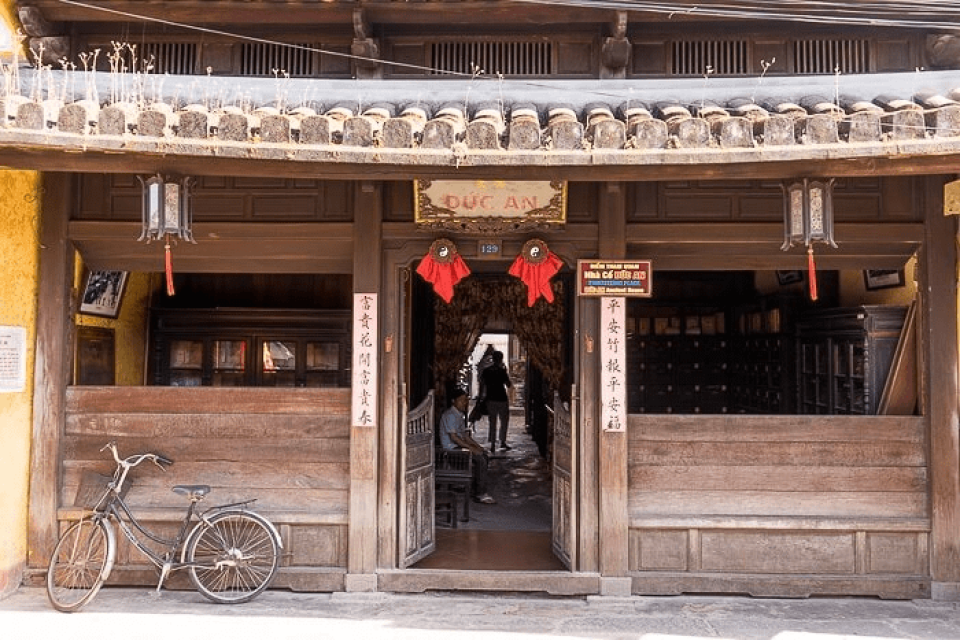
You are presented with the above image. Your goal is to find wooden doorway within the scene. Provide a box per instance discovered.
[400,268,575,572]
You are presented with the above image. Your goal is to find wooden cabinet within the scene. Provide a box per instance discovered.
[728,296,798,414]
[795,306,907,415]
[627,296,798,415]
[151,308,351,387]
[627,308,731,414]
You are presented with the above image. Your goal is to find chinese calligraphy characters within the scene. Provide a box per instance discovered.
[600,298,626,433]
[351,294,378,428]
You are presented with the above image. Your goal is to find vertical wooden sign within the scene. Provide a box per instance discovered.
[352,293,378,428]
[600,297,626,432]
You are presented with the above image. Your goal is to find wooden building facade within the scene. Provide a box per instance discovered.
[6,0,960,599]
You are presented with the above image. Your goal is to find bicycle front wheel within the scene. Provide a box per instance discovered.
[185,511,280,604]
[46,518,115,612]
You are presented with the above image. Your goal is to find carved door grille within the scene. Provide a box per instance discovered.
[793,38,870,74]
[671,39,748,76]
[240,42,319,77]
[429,40,553,76]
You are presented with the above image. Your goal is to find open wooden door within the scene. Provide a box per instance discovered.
[552,388,577,569]
[399,390,436,567]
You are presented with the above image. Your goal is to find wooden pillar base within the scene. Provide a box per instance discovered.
[932,582,960,601]
[344,572,379,592]
[598,576,632,597]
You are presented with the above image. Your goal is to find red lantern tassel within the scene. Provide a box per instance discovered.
[807,245,818,302]
[165,241,176,296]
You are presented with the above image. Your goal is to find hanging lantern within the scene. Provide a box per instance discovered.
[781,178,837,301]
[509,238,564,307]
[416,238,471,303]
[138,175,195,296]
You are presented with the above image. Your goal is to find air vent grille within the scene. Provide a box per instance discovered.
[430,40,553,76]
[794,38,870,74]
[240,43,319,77]
[672,40,748,76]
[108,42,197,75]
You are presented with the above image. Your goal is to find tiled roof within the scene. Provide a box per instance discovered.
[2,70,960,174]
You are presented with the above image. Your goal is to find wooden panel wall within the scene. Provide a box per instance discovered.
[77,175,355,222]
[628,177,921,223]
[627,414,930,598]
[60,387,350,591]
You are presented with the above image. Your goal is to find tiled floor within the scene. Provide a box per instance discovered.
[413,529,565,571]
[414,415,565,571]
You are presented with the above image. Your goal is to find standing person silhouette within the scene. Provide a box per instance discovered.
[481,350,512,452]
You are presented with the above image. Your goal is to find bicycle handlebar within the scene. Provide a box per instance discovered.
[100,441,174,471]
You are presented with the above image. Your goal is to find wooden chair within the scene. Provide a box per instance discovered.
[435,448,472,523]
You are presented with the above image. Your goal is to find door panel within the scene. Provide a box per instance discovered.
[399,391,436,567]
[552,389,577,570]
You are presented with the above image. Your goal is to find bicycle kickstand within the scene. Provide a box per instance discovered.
[155,562,173,594]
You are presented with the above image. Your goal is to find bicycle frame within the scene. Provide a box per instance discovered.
[84,456,272,591]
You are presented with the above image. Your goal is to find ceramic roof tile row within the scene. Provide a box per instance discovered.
[1,86,960,167]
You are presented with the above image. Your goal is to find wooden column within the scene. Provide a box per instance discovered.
[923,176,960,600]
[347,181,382,591]
[596,182,630,595]
[27,173,75,569]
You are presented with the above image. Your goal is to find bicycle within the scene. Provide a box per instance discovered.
[46,441,282,612]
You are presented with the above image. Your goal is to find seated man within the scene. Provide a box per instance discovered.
[439,388,496,504]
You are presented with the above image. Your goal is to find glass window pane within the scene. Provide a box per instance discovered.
[306,342,339,371]
[169,340,202,369]
[214,340,246,371]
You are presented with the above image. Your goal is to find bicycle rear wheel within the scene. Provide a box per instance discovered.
[185,510,280,604]
[46,518,115,612]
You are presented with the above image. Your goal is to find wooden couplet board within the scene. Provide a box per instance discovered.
[553,390,577,570]
[600,298,627,432]
[351,293,378,428]
[400,392,436,568]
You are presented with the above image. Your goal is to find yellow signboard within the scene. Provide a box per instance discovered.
[414,179,566,232]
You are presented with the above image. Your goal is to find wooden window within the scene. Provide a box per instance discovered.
[794,38,870,75]
[239,42,320,77]
[430,40,553,76]
[672,39,748,76]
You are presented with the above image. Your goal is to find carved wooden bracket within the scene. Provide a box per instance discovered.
[601,11,631,79]
[19,6,69,66]
[927,34,960,69]
[352,8,382,78]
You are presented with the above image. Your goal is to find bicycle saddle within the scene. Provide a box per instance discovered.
[172,485,211,500]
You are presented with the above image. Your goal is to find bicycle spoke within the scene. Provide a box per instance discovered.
[47,519,112,612]
[186,512,279,604]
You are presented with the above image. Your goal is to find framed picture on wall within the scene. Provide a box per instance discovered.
[863,269,905,291]
[79,270,128,318]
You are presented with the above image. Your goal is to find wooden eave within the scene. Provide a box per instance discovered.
[21,0,960,28]
[3,131,960,182]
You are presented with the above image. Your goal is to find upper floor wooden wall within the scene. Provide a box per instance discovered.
[75,176,922,224]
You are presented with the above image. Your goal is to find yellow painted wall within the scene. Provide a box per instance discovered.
[75,269,156,385]
[0,170,40,597]
[839,256,918,307]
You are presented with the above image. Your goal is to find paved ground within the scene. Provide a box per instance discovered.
[2,586,959,640]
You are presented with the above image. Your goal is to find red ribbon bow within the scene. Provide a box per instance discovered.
[416,246,471,303]
[509,249,563,307]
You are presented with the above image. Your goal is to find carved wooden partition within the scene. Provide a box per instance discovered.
[61,386,350,591]
[626,414,929,598]
[552,391,577,570]
[400,391,436,568]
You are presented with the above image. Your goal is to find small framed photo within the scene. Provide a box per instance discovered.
[863,269,905,291]
[79,270,128,318]
[776,270,804,286]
